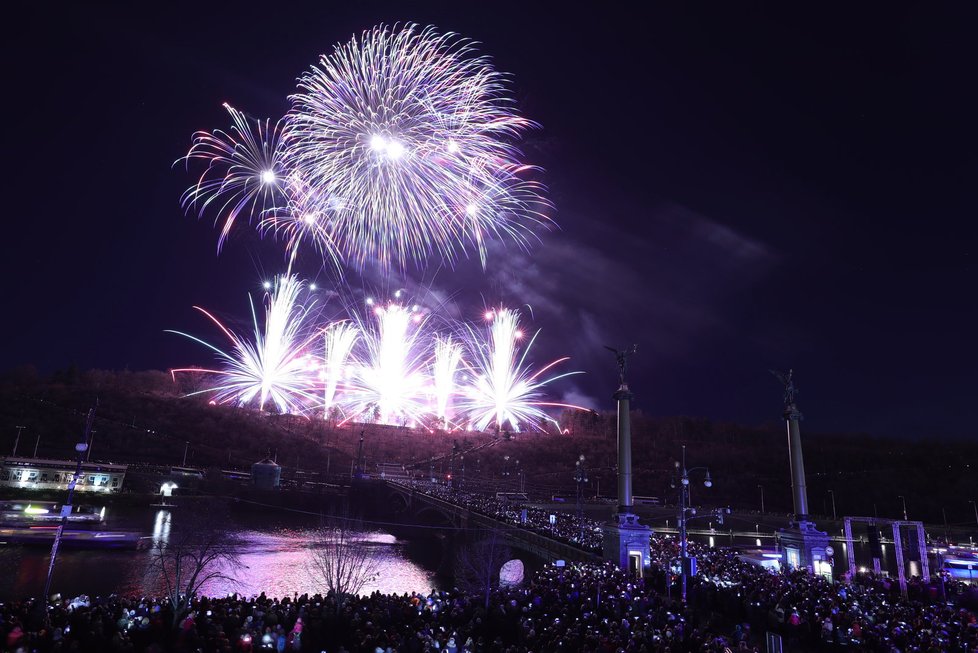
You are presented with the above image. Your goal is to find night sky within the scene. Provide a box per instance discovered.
[4,4,976,439]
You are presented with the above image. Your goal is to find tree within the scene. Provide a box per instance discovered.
[146,505,244,627]
[454,529,511,610]
[307,516,377,613]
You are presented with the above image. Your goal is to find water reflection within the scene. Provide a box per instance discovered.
[151,510,171,545]
[0,508,437,601]
[197,528,437,598]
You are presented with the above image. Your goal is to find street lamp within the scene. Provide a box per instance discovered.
[898,495,908,521]
[574,454,588,542]
[969,500,978,529]
[757,484,765,514]
[828,489,837,521]
[672,444,728,603]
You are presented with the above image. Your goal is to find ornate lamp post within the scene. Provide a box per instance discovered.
[672,444,727,602]
[574,454,588,542]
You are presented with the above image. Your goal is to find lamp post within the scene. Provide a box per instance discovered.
[673,444,727,603]
[968,500,978,529]
[898,495,908,521]
[575,454,588,542]
[44,407,95,601]
[828,490,837,521]
[758,484,765,514]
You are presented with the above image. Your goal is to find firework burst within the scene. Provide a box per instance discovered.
[178,104,291,252]
[459,307,583,432]
[168,275,320,413]
[340,301,432,426]
[432,334,463,424]
[321,320,358,418]
[179,24,551,270]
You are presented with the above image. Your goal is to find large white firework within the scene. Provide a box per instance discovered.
[340,302,431,426]
[432,334,463,424]
[322,320,358,418]
[168,275,320,413]
[459,308,582,432]
[179,24,551,270]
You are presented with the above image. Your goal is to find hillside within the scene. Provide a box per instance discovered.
[0,366,975,528]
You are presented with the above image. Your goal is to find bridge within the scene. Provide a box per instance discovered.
[382,480,599,564]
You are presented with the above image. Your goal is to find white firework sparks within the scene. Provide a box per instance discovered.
[168,275,319,414]
[459,308,583,432]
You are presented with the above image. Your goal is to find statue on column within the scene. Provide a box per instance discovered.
[770,368,799,409]
[605,344,637,387]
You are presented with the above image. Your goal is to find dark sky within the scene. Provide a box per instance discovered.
[4,3,976,438]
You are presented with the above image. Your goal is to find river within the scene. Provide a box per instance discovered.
[0,502,446,601]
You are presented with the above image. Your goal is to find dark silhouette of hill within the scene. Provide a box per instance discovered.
[0,365,975,529]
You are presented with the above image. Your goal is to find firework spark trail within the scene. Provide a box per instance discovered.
[168,275,320,413]
[460,308,584,432]
[432,334,463,424]
[322,320,358,418]
[178,104,292,253]
[341,302,431,425]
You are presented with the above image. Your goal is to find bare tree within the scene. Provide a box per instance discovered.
[455,529,511,610]
[146,505,244,627]
[307,516,377,612]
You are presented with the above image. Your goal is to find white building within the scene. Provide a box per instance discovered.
[0,456,127,493]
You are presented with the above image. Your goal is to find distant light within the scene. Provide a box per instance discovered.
[394,290,402,299]
[309,283,317,291]
[25,506,49,515]
[484,311,495,321]
[260,170,276,184]
[466,203,479,217]
[514,330,523,339]
[263,281,272,290]
[447,139,460,154]
[366,297,374,306]
[386,140,406,159]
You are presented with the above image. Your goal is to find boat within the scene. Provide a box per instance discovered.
[0,525,146,549]
[0,501,105,526]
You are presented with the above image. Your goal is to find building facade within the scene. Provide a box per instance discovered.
[0,457,127,493]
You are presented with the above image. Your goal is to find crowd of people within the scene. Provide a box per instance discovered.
[1,562,748,653]
[2,481,976,651]
[400,480,605,551]
[405,480,978,651]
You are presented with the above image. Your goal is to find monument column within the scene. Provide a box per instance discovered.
[785,399,809,520]
[615,383,634,513]
[772,370,829,574]
[602,346,650,576]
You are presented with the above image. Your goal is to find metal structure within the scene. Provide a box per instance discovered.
[842,516,929,597]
